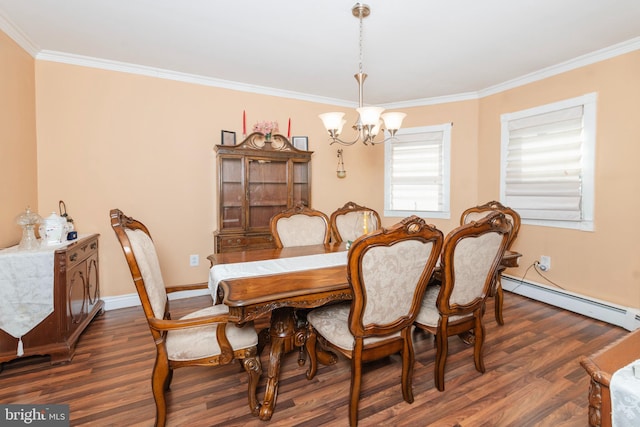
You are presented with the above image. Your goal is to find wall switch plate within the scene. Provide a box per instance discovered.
[189,254,199,267]
[539,255,551,271]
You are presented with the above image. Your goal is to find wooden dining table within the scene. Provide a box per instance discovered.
[207,243,521,421]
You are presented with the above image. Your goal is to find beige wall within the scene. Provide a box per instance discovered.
[4,27,640,309]
[33,61,380,297]
[478,51,640,307]
[0,31,37,247]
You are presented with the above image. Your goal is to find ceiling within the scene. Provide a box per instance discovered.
[1,0,639,107]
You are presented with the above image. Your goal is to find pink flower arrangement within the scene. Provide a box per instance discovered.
[252,120,279,135]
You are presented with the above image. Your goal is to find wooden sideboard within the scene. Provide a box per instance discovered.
[0,234,104,365]
[580,328,640,427]
[214,132,312,253]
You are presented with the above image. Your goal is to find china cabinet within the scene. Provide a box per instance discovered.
[214,132,312,253]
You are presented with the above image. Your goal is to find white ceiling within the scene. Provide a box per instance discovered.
[1,0,639,107]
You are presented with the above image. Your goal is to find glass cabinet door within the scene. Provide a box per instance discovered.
[293,161,310,207]
[219,157,244,230]
[247,158,288,229]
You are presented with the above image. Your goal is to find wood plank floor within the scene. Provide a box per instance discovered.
[0,293,627,427]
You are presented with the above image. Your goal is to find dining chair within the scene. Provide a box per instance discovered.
[328,201,382,243]
[304,215,443,426]
[270,204,331,248]
[415,211,511,391]
[109,209,262,427]
[460,200,521,325]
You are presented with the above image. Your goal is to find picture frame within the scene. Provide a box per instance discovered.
[292,136,308,151]
[221,130,236,146]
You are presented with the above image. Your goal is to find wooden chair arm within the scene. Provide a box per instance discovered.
[148,313,230,331]
[580,356,612,386]
[165,282,208,293]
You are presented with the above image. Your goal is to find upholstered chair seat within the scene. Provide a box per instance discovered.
[307,303,402,351]
[415,286,472,326]
[165,304,258,361]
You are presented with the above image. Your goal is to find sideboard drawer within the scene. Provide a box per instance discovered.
[66,237,98,268]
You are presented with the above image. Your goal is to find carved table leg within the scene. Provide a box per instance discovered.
[259,307,297,421]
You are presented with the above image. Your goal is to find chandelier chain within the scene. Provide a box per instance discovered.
[358,8,364,75]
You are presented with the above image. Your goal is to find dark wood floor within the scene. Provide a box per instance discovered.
[0,292,627,427]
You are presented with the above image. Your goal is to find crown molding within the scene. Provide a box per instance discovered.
[36,50,356,108]
[0,10,39,56]
[478,36,640,98]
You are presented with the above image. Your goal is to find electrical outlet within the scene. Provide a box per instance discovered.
[189,254,199,267]
[539,255,551,271]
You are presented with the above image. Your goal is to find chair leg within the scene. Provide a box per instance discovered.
[401,330,415,404]
[349,357,363,427]
[473,314,486,374]
[494,276,505,325]
[434,329,448,392]
[151,356,169,427]
[165,368,173,391]
[305,326,318,380]
[242,355,263,416]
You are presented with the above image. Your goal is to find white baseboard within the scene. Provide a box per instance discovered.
[502,275,640,331]
[102,288,211,311]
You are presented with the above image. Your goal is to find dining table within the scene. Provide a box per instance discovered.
[207,243,522,421]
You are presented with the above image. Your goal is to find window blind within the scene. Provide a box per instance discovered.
[388,129,445,212]
[503,105,584,221]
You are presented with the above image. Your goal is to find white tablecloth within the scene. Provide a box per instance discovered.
[611,359,640,427]
[0,239,74,356]
[208,251,348,303]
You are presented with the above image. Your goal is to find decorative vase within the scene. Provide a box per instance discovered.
[265,132,272,141]
[16,207,42,251]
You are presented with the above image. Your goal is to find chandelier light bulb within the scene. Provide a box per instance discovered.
[381,112,407,131]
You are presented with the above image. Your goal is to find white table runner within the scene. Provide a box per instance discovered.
[208,251,348,303]
[611,359,640,426]
[0,239,76,356]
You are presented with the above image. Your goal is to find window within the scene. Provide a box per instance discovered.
[500,93,596,231]
[384,123,451,219]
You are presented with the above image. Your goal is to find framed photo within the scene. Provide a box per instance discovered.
[221,130,236,146]
[292,136,308,151]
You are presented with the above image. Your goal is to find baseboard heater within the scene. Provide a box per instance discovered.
[502,275,640,331]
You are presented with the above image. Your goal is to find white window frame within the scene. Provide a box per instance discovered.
[500,93,597,231]
[384,123,451,219]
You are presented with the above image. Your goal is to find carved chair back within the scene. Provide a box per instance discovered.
[460,200,520,250]
[329,201,382,243]
[270,204,330,248]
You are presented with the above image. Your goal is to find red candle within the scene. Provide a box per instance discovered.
[287,118,291,138]
[243,110,246,135]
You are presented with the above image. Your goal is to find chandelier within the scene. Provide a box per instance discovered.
[319,3,406,146]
